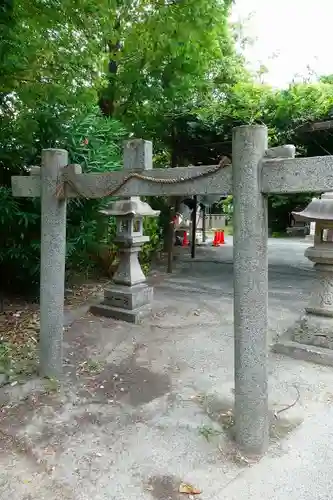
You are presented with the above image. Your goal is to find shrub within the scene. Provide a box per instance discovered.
[0,107,163,294]
[0,187,41,293]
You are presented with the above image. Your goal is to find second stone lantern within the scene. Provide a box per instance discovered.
[287,192,333,351]
[91,197,160,323]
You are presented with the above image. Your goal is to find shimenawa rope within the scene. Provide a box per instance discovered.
[55,157,231,199]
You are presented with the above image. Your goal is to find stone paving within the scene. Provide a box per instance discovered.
[1,238,333,500]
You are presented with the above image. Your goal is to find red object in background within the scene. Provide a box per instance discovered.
[171,214,180,226]
[213,230,225,246]
[83,138,89,145]
[218,230,225,244]
[182,231,189,246]
[212,231,219,246]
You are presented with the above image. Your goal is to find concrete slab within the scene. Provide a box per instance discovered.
[1,238,333,500]
[221,405,333,500]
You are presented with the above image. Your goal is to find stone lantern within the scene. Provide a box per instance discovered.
[90,197,160,323]
[288,192,333,349]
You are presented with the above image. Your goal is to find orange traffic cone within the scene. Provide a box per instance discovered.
[218,230,225,245]
[182,231,189,246]
[212,231,219,247]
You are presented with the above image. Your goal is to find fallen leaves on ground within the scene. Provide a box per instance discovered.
[0,280,105,346]
[0,305,40,382]
[0,279,106,382]
[179,483,202,495]
[0,307,39,346]
[64,282,106,307]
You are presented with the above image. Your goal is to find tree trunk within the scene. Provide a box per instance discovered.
[98,19,121,118]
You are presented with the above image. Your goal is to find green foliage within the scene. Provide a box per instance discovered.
[267,82,333,146]
[99,0,239,112]
[0,109,128,291]
[264,83,332,229]
[63,107,127,173]
[0,104,163,290]
[64,107,127,273]
[267,193,314,233]
[172,79,333,231]
[0,0,102,184]
[0,0,241,295]
[3,0,333,296]
[98,0,244,152]
[219,195,233,225]
[0,339,38,381]
[140,216,163,275]
[0,187,41,291]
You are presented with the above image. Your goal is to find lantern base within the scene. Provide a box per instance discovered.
[291,313,333,350]
[105,283,153,310]
[272,333,333,367]
[90,283,153,324]
[90,302,152,324]
[272,313,333,366]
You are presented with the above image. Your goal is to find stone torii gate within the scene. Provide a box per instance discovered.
[11,125,333,456]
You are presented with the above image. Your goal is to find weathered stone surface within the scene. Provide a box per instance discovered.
[123,139,153,171]
[90,302,151,324]
[104,283,153,311]
[262,155,333,194]
[12,139,333,202]
[11,175,41,197]
[278,204,333,361]
[232,125,269,456]
[112,244,147,287]
[39,149,68,378]
[272,332,333,367]
[12,164,233,198]
[13,155,333,200]
[304,262,333,317]
[91,139,156,325]
[62,164,232,198]
[290,314,333,350]
[264,144,296,158]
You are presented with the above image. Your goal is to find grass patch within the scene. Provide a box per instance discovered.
[198,424,223,441]
[44,377,61,394]
[271,231,286,238]
[77,358,105,375]
[0,339,38,383]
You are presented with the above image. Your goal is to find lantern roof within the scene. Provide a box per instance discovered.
[292,193,333,222]
[100,198,160,217]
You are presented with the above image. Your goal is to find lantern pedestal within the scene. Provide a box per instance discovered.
[291,314,333,350]
[91,283,153,324]
[273,192,333,365]
[91,243,154,324]
[290,247,333,349]
[90,198,159,324]
[273,252,333,365]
